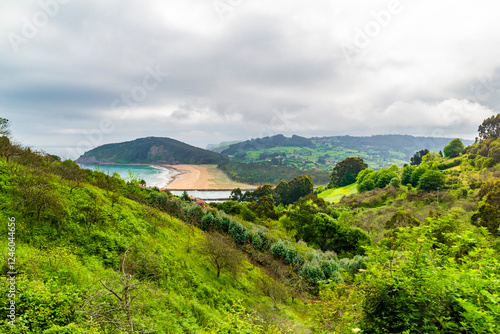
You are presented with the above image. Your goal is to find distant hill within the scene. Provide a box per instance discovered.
[206,141,242,153]
[221,134,314,155]
[210,134,474,171]
[76,137,222,165]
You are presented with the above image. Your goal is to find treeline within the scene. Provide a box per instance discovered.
[217,160,330,185]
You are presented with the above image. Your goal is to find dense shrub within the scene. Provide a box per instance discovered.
[418,170,445,191]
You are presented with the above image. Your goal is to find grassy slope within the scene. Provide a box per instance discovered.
[318,183,358,203]
[0,159,309,333]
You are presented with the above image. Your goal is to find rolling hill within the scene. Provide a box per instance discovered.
[213,134,474,171]
[76,136,222,165]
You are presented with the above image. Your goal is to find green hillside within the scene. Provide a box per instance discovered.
[318,183,358,203]
[215,134,474,171]
[1,115,500,333]
[0,136,320,333]
[76,137,222,165]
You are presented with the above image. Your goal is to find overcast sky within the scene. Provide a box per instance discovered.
[2,0,500,159]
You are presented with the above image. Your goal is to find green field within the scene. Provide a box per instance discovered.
[318,183,358,203]
[233,143,410,172]
[218,135,465,173]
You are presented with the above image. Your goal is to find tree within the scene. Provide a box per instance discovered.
[50,159,87,194]
[443,138,465,158]
[418,170,445,191]
[410,166,427,186]
[288,175,314,203]
[374,169,398,189]
[410,149,429,165]
[84,249,157,333]
[421,152,442,169]
[249,196,277,219]
[230,188,243,202]
[14,171,66,223]
[401,165,416,185]
[201,232,243,278]
[0,117,10,137]
[329,157,367,188]
[274,180,290,205]
[478,113,500,140]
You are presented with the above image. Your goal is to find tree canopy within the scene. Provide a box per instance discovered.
[329,157,368,188]
[478,113,500,140]
[443,138,465,158]
[410,149,429,165]
[418,170,445,191]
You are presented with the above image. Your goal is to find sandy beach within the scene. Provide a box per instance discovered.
[161,164,257,190]
[161,165,213,189]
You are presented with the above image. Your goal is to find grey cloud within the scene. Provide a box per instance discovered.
[1,0,500,159]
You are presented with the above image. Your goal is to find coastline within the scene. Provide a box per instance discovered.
[153,165,189,189]
[160,164,213,189]
[78,163,256,190]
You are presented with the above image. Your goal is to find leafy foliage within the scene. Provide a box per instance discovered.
[472,179,500,236]
[478,113,500,140]
[410,149,429,165]
[329,157,368,188]
[418,169,446,191]
[443,138,465,158]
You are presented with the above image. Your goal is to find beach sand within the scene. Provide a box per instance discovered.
[161,164,256,190]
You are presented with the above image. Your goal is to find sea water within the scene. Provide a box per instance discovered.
[79,164,173,188]
[78,164,237,201]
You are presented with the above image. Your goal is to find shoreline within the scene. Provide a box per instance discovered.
[152,165,189,189]
[78,162,256,190]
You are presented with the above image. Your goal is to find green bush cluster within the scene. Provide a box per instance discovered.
[357,167,399,192]
[359,218,500,333]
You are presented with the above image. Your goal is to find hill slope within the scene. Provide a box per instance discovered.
[76,136,222,165]
[0,138,315,333]
[213,134,474,171]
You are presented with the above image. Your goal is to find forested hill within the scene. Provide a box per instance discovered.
[76,136,222,165]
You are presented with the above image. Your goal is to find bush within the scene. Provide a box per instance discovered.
[418,170,445,191]
[228,221,247,245]
[390,177,400,188]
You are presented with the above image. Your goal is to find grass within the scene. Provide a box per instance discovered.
[318,183,358,203]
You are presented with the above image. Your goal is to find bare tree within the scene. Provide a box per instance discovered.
[51,159,87,195]
[83,250,158,333]
[200,232,243,278]
[78,191,107,235]
[14,171,65,223]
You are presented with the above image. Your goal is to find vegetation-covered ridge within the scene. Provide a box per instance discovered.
[212,134,474,172]
[76,136,222,165]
